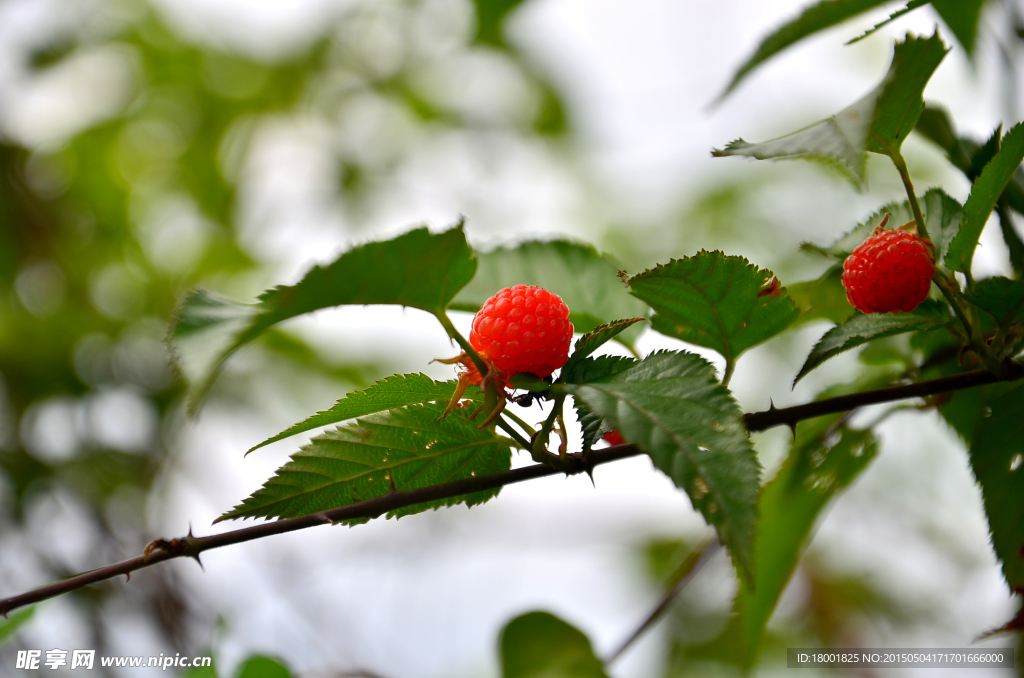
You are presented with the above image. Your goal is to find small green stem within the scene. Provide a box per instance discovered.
[891,149,930,242]
[434,311,488,376]
[933,271,974,340]
[722,358,736,388]
[531,394,567,467]
[496,418,531,449]
[501,409,536,437]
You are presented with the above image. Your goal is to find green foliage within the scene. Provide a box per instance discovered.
[247,375,475,453]
[963,277,1024,326]
[220,400,511,522]
[719,0,891,99]
[714,33,947,180]
[966,383,1024,590]
[560,318,645,379]
[802,188,962,261]
[697,419,878,668]
[563,354,639,449]
[946,122,1024,272]
[847,0,929,45]
[930,0,987,55]
[786,266,855,327]
[565,351,760,582]
[915,107,1024,275]
[0,607,33,646]
[473,0,529,46]
[795,300,952,383]
[865,32,948,157]
[170,226,477,412]
[235,656,292,678]
[624,251,798,372]
[452,240,649,349]
[500,612,610,678]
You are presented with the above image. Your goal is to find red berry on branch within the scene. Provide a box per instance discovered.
[842,226,935,314]
[468,285,573,384]
[603,430,625,446]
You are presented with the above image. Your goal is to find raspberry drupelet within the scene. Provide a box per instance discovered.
[439,284,573,425]
[469,285,573,385]
[842,223,935,314]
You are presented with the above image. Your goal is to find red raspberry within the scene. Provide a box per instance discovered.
[842,227,935,313]
[469,285,573,383]
[603,430,625,446]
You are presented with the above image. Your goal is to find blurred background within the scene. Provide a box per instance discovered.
[0,0,1021,675]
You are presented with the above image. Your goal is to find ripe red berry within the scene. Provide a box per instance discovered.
[603,430,625,446]
[469,285,573,383]
[842,227,935,314]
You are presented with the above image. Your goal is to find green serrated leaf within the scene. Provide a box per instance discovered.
[712,95,875,180]
[963,277,1024,326]
[719,0,891,99]
[847,0,928,45]
[500,611,610,678]
[559,318,645,380]
[220,400,511,522]
[795,299,951,383]
[625,251,799,370]
[169,225,476,413]
[451,240,649,350]
[865,32,948,156]
[247,375,480,454]
[715,33,947,180]
[565,351,760,582]
[786,266,855,327]
[696,419,878,668]
[804,188,962,262]
[563,354,639,450]
[966,383,1024,590]
[947,122,1024,272]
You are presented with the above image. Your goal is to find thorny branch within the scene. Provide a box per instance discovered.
[2,364,1021,617]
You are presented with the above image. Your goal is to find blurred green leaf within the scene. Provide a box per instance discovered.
[451,240,648,350]
[500,611,610,678]
[719,0,891,99]
[624,251,798,370]
[930,0,987,55]
[786,266,855,327]
[566,351,759,582]
[795,300,951,383]
[0,607,34,646]
[220,400,511,522]
[915,107,1024,275]
[963,277,1024,326]
[170,225,477,413]
[247,375,476,453]
[696,419,878,668]
[847,0,928,45]
[235,656,292,678]
[473,0,529,46]
[967,383,1024,590]
[802,188,962,262]
[715,33,947,180]
[947,122,1024,272]
[559,318,645,380]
